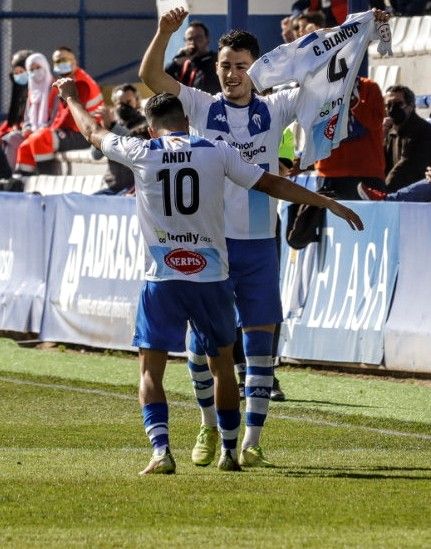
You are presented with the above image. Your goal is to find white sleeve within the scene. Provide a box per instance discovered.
[218,141,264,189]
[268,87,300,129]
[101,133,148,168]
[178,83,214,120]
[248,43,299,92]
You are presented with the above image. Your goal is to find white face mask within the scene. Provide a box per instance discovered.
[29,68,45,83]
[53,62,73,75]
[13,72,28,86]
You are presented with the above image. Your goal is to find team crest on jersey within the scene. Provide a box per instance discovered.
[251,113,261,129]
[164,248,207,275]
[324,114,338,140]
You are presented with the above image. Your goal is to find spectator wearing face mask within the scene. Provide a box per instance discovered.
[12,46,104,178]
[2,53,59,177]
[0,50,33,180]
[91,83,149,195]
[383,85,431,192]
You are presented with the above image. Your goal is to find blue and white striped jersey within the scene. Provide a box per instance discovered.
[178,84,299,240]
[101,132,263,282]
[248,11,390,169]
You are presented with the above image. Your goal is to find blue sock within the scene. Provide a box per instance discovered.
[217,408,241,458]
[142,402,169,455]
[242,330,274,448]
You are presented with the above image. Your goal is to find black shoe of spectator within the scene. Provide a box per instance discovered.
[270,376,286,402]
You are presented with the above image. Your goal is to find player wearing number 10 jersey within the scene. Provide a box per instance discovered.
[53,78,363,475]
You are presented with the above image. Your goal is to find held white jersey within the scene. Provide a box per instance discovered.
[101,132,263,282]
[178,84,299,239]
[248,10,392,169]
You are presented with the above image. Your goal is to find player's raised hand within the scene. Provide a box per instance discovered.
[327,201,364,231]
[372,8,390,22]
[52,77,79,101]
[159,7,189,34]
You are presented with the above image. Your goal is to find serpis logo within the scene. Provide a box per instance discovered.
[324,114,338,141]
[164,249,207,275]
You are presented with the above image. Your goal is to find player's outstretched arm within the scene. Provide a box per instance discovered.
[254,173,364,231]
[139,7,188,96]
[53,78,108,150]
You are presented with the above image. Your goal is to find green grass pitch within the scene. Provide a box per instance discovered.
[0,337,430,548]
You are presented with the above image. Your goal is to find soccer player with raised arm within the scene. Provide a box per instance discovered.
[138,6,379,469]
[53,78,362,475]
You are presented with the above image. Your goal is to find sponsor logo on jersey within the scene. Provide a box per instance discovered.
[319,97,343,118]
[231,140,267,161]
[155,229,212,245]
[324,114,338,140]
[164,248,207,275]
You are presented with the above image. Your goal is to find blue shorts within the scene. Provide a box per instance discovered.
[226,238,282,328]
[133,279,236,356]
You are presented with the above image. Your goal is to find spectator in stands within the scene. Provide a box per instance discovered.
[291,1,387,27]
[12,46,104,179]
[384,85,431,192]
[0,49,33,139]
[295,11,326,37]
[312,76,386,199]
[0,49,33,180]
[165,21,220,94]
[2,53,59,178]
[281,16,299,43]
[91,83,148,195]
[358,166,431,201]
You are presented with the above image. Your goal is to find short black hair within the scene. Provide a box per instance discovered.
[188,20,209,38]
[111,83,139,102]
[144,93,186,129]
[385,85,416,107]
[218,30,260,60]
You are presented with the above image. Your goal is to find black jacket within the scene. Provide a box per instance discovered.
[165,51,220,95]
[384,111,431,191]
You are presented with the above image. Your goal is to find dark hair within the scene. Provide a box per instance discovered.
[302,11,326,28]
[385,85,416,107]
[11,49,33,70]
[111,83,139,102]
[218,29,260,60]
[55,46,74,54]
[8,49,33,126]
[144,93,186,129]
[129,122,151,139]
[188,20,209,38]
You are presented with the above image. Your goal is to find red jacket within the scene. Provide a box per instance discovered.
[315,78,386,180]
[310,0,347,25]
[51,67,104,132]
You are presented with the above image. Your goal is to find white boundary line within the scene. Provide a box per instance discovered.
[1,376,430,441]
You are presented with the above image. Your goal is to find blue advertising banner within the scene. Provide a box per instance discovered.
[40,194,145,350]
[0,193,46,332]
[279,202,399,364]
[384,203,431,373]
